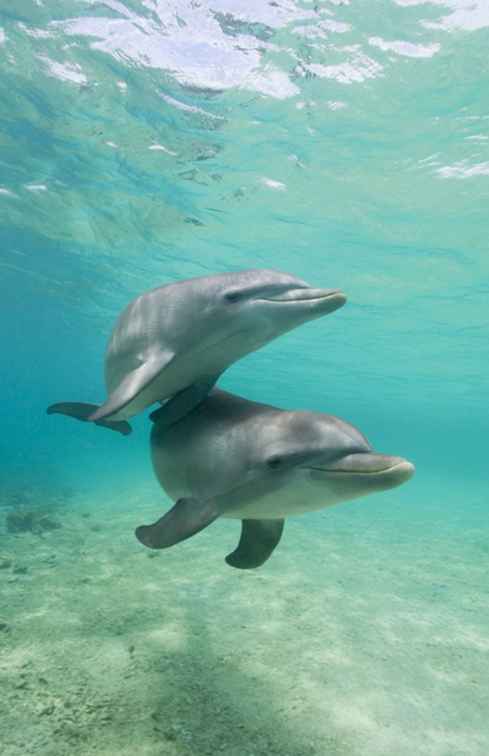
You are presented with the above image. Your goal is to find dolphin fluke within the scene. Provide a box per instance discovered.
[225,519,285,569]
[46,402,132,435]
[135,497,220,549]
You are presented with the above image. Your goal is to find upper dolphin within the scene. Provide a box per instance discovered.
[47,269,346,434]
[136,389,415,568]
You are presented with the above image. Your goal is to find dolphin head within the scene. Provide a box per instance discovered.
[298,413,413,496]
[216,268,346,343]
[150,269,345,361]
[162,268,343,349]
[228,409,415,519]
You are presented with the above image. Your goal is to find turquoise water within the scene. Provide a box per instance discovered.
[1,2,488,755]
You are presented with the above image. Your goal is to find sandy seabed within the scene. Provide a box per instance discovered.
[1,477,488,756]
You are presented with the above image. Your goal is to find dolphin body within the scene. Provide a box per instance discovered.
[136,390,415,569]
[47,269,346,435]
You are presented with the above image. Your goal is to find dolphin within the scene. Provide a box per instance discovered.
[47,269,346,435]
[135,390,415,569]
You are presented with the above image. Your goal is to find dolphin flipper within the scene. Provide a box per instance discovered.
[135,497,220,549]
[47,402,132,435]
[226,519,285,569]
[89,350,175,423]
[149,374,220,427]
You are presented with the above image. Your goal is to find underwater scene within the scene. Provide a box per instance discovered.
[1,1,488,754]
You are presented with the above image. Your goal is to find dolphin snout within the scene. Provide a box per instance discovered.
[263,288,347,313]
[310,452,415,490]
[390,459,415,484]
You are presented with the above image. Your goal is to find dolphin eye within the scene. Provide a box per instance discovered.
[224,291,242,303]
[267,456,283,469]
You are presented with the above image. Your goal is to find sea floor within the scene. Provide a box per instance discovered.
[1,476,488,756]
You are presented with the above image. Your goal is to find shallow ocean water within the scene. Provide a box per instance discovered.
[0,2,488,754]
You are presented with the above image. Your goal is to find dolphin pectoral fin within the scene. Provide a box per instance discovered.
[225,519,285,570]
[149,374,220,426]
[47,401,98,420]
[135,497,220,550]
[47,402,131,435]
[89,350,175,423]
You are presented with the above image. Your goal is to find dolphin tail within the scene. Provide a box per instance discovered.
[225,519,285,569]
[46,402,132,436]
[135,497,220,549]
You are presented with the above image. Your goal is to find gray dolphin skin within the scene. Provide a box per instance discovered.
[47,269,346,435]
[135,390,415,569]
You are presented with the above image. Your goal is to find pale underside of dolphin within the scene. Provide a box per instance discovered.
[135,390,415,569]
[47,269,346,435]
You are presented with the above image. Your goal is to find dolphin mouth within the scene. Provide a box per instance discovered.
[307,454,415,484]
[309,461,414,477]
[260,288,347,305]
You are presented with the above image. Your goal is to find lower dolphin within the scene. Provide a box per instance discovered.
[135,390,415,569]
